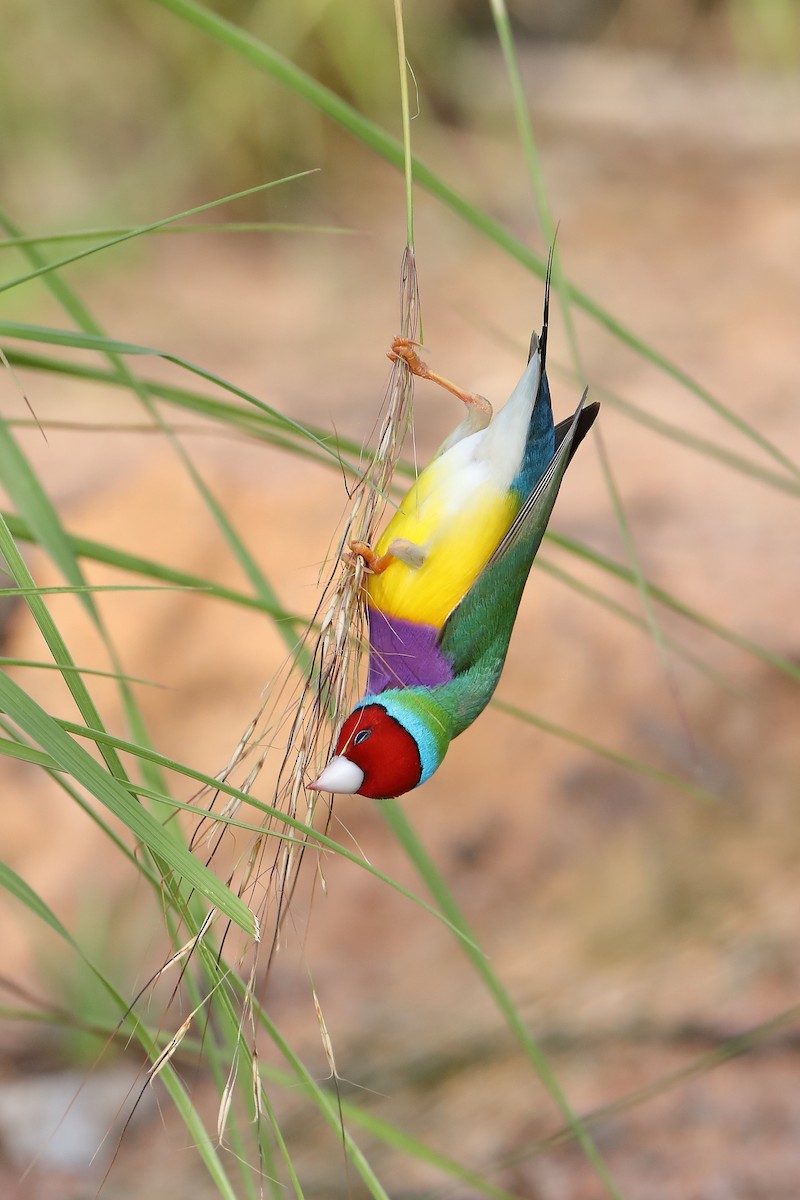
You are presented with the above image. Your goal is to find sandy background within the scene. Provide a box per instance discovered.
[1,15,799,1200]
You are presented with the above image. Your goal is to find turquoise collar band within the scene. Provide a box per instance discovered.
[357,689,452,787]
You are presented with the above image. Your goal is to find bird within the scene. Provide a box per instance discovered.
[310,263,599,800]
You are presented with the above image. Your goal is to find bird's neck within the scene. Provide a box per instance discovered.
[364,687,454,786]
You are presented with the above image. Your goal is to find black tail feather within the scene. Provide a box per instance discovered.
[554,396,600,464]
[528,236,598,465]
[539,240,554,371]
[528,238,556,367]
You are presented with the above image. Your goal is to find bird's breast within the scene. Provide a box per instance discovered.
[368,452,518,628]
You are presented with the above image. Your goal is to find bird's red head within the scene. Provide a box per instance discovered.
[310,703,422,799]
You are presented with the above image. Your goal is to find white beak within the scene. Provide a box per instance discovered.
[309,755,365,795]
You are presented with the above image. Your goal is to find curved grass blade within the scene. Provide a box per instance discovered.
[337,1098,521,1200]
[381,799,624,1200]
[491,697,715,803]
[0,207,167,807]
[550,531,800,683]
[0,713,162,886]
[0,510,301,620]
[252,1007,392,1200]
[0,738,56,769]
[0,514,256,935]
[3,350,793,692]
[3,347,370,479]
[0,861,243,1199]
[489,0,689,786]
[51,716,481,950]
[0,671,256,936]
[568,372,800,499]
[534,556,739,693]
[510,1003,800,1166]
[149,0,799,485]
[0,195,320,665]
[0,177,317,297]
[0,321,349,470]
[0,507,127,781]
[0,656,164,688]
[0,221,353,250]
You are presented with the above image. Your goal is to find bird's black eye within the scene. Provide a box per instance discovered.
[353,729,371,746]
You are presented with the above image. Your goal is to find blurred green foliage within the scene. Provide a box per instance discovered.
[2,0,796,230]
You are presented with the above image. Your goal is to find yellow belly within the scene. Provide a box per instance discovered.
[368,458,518,628]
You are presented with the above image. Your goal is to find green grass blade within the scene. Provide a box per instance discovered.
[339,1098,521,1200]
[54,716,480,946]
[491,697,714,803]
[0,321,177,354]
[0,320,346,467]
[13,332,797,500]
[551,532,800,682]
[53,710,695,936]
[0,200,169,792]
[525,1002,800,1162]
[0,511,129,779]
[0,670,255,936]
[0,420,103,617]
[0,738,58,769]
[573,373,800,499]
[0,656,164,688]
[0,713,165,883]
[1,508,301,620]
[3,346,367,478]
[0,859,242,1197]
[380,799,624,1200]
[393,0,415,253]
[0,861,79,944]
[489,0,684,783]
[0,584,197,596]
[158,1072,243,1200]
[0,177,316,296]
[253,1008,392,1200]
[0,199,311,666]
[534,556,738,692]
[146,414,295,647]
[0,221,352,249]
[149,0,800,484]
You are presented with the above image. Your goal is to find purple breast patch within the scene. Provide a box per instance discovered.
[366,607,454,695]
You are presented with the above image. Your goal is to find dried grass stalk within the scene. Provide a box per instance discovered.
[150,247,421,1140]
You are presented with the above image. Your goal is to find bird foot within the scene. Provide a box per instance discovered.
[346,536,426,575]
[346,540,395,575]
[387,336,429,377]
[388,337,492,429]
[388,537,426,569]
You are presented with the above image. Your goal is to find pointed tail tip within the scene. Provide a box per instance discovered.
[528,241,556,368]
[569,398,600,462]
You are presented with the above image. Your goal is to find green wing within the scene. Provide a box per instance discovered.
[437,391,599,684]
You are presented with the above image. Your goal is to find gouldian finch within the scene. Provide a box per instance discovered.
[311,271,599,799]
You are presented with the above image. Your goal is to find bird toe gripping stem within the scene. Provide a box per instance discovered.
[346,540,395,576]
[388,337,492,429]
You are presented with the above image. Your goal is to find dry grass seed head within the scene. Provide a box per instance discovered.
[153,249,421,1143]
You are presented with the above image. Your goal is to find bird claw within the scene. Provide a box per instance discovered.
[345,536,426,577]
[346,540,394,575]
[388,336,427,374]
[387,337,492,431]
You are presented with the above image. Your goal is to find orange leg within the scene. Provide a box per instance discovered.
[388,337,492,427]
[347,540,395,575]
